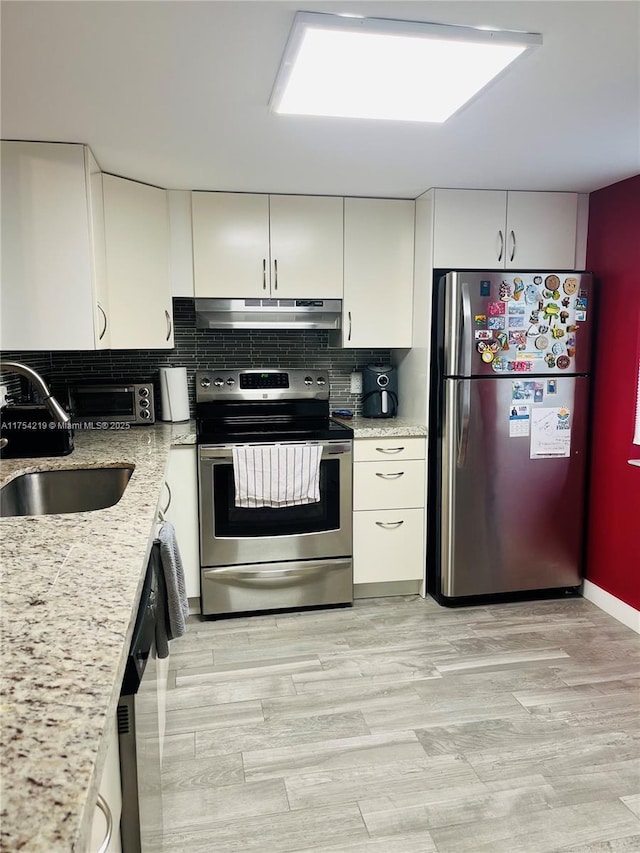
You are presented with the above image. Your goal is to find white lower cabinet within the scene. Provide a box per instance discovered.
[353,436,426,594]
[88,715,122,853]
[164,445,200,600]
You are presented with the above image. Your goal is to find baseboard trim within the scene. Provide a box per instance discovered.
[582,580,640,634]
[354,580,422,599]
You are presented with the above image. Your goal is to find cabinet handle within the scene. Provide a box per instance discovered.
[376,446,405,454]
[97,302,108,341]
[273,259,278,290]
[165,310,172,341]
[262,259,267,290]
[348,311,352,342]
[95,793,113,853]
[375,520,405,529]
[162,481,172,516]
[509,230,516,262]
[375,471,405,479]
[497,230,504,262]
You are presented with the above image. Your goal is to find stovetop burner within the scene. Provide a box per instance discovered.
[195,368,353,444]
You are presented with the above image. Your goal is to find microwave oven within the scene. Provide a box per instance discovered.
[64,382,156,424]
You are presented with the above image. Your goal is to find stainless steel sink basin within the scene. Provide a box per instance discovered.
[0,466,134,517]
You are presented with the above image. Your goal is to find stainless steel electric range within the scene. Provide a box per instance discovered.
[196,368,353,616]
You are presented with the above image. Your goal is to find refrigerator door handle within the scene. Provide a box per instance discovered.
[457,379,471,468]
[460,281,472,378]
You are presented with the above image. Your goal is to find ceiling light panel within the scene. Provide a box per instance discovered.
[270,13,542,123]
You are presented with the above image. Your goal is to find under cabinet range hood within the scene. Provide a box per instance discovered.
[195,298,342,331]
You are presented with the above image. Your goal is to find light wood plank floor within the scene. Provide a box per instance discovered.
[157,595,640,853]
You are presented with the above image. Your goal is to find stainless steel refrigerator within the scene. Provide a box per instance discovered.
[428,270,594,604]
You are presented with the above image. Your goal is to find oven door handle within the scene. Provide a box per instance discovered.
[202,561,347,584]
[199,441,352,461]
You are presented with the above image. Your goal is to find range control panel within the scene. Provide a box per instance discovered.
[195,368,329,402]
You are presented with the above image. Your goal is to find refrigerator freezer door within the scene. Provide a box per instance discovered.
[439,375,589,598]
[442,271,593,378]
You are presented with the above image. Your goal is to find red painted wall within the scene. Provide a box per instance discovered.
[585,174,640,609]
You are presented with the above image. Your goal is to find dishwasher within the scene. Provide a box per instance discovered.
[117,541,164,853]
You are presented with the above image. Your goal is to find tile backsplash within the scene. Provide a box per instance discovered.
[2,299,392,418]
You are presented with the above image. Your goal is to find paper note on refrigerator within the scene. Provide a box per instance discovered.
[530,407,572,458]
[509,404,531,437]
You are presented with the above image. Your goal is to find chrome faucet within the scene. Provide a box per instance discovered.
[0,361,70,425]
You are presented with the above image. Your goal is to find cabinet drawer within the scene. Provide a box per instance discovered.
[354,460,425,511]
[353,508,424,584]
[354,436,425,463]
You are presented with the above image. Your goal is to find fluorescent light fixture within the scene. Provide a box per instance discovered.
[270,12,542,123]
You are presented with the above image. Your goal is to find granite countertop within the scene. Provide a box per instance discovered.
[0,422,183,852]
[337,415,427,439]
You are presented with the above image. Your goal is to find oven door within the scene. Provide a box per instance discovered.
[198,440,352,568]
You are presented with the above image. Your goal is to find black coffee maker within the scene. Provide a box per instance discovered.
[361,364,398,418]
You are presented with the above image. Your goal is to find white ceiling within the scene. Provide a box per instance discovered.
[1,1,639,198]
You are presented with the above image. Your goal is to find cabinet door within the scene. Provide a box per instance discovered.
[506,191,578,269]
[354,508,425,583]
[343,198,414,348]
[192,192,270,298]
[165,446,200,599]
[432,189,507,269]
[89,715,122,852]
[103,175,173,349]
[86,149,110,349]
[268,195,343,298]
[0,141,99,350]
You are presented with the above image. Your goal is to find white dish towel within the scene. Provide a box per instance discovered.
[232,444,323,508]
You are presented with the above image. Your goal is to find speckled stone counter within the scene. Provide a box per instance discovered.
[168,419,196,445]
[0,423,181,852]
[338,416,427,439]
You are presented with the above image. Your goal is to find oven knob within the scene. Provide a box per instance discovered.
[139,387,149,397]
[317,376,327,386]
[140,409,151,420]
[200,377,211,388]
[140,398,150,408]
[213,377,224,388]
[226,378,235,386]
[304,376,313,385]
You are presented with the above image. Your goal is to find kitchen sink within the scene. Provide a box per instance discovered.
[0,465,134,517]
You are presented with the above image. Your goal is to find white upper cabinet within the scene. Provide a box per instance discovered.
[432,188,578,270]
[268,195,343,298]
[191,192,343,299]
[103,174,173,349]
[504,191,578,269]
[192,192,270,298]
[1,141,108,351]
[342,198,415,348]
[432,189,507,269]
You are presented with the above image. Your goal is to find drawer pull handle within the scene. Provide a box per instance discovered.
[376,447,405,454]
[375,520,404,529]
[95,793,113,853]
[375,471,404,479]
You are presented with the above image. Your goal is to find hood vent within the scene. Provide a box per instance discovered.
[195,298,342,331]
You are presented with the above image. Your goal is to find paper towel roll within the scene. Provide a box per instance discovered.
[159,367,190,422]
